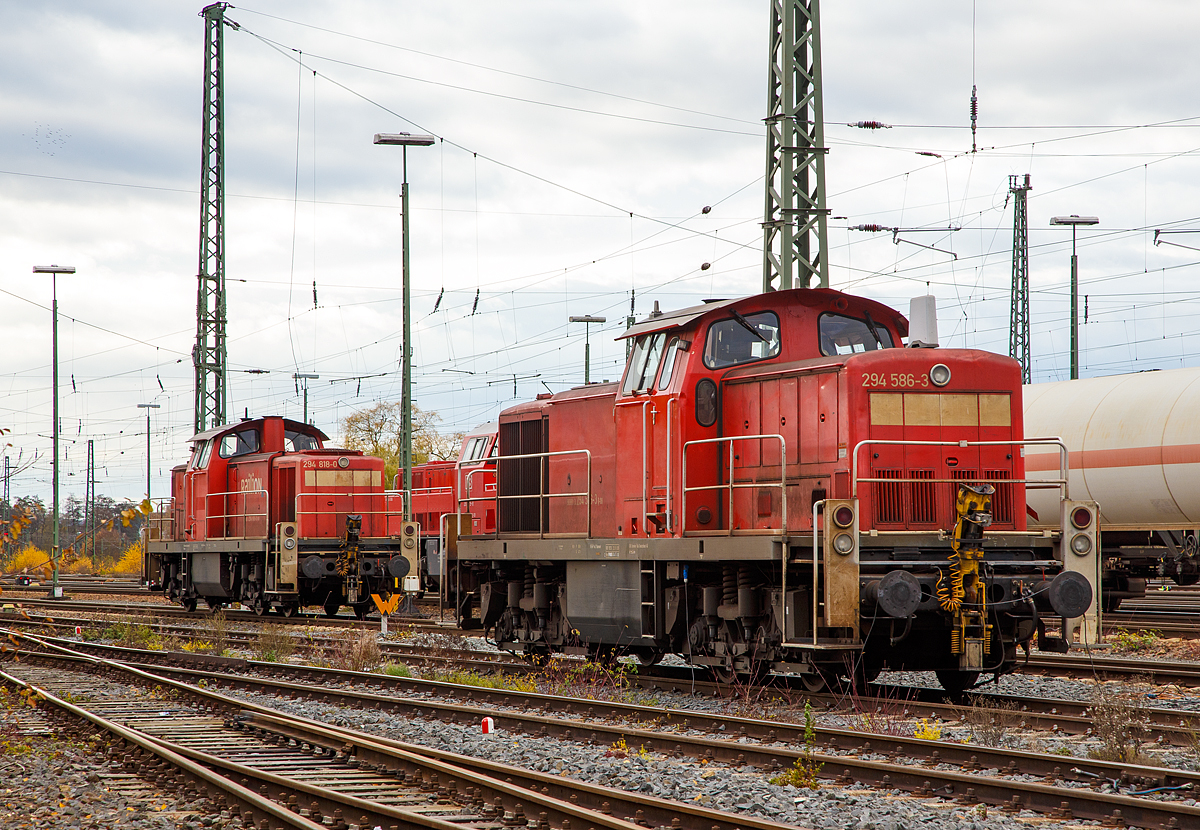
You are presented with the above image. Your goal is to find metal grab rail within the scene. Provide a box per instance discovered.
[203,488,270,539]
[461,448,592,538]
[145,497,175,541]
[850,437,1070,499]
[294,490,405,536]
[681,434,788,537]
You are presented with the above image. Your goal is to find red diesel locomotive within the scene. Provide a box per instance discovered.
[440,288,1098,691]
[146,417,417,617]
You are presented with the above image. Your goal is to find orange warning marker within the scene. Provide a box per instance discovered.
[371,593,400,615]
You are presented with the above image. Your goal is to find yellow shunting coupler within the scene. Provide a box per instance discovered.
[939,483,995,671]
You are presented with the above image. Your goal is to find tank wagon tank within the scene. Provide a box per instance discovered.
[145,416,414,617]
[445,288,1098,692]
[1024,367,1200,609]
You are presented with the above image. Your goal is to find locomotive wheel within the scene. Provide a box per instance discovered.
[204,599,225,613]
[323,600,341,618]
[353,602,372,621]
[711,662,736,685]
[180,596,198,613]
[800,671,827,693]
[1102,594,1122,613]
[934,669,980,694]
[634,649,663,667]
[252,597,268,616]
[281,603,299,618]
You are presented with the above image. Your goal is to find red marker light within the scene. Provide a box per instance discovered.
[1071,507,1092,529]
[833,506,855,528]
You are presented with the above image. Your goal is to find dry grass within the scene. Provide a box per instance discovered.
[1088,683,1151,763]
[331,632,383,672]
[956,695,1023,747]
[253,625,298,663]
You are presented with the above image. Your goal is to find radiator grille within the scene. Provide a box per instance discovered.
[909,469,937,524]
[873,469,904,525]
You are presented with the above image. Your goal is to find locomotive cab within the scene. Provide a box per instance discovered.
[453,288,1098,692]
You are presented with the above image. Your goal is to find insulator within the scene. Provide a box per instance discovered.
[850,120,891,129]
[850,224,888,233]
[970,87,978,122]
[722,566,737,605]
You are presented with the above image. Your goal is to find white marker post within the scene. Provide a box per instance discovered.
[381,613,388,636]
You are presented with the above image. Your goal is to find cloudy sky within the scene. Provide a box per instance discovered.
[3,0,1200,506]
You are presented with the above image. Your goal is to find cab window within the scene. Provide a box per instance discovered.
[218,429,260,459]
[192,439,213,470]
[818,312,894,356]
[621,332,667,394]
[703,311,781,369]
[463,436,491,462]
[284,430,320,452]
[656,337,682,390]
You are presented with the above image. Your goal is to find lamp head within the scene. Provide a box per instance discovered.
[373,133,436,147]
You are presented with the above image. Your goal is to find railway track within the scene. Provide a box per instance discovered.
[2,638,818,830]
[9,631,1200,829]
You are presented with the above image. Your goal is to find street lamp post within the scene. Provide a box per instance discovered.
[293,373,319,424]
[33,264,76,599]
[568,315,607,385]
[1050,215,1100,380]
[373,131,435,519]
[136,404,161,501]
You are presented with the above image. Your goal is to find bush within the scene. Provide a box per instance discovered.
[99,542,143,575]
[382,662,412,677]
[4,546,51,575]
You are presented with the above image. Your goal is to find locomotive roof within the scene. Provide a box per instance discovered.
[618,288,909,340]
[187,416,329,444]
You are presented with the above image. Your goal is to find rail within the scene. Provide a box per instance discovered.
[681,434,788,537]
[850,437,1070,499]
[203,488,269,539]
[294,490,404,537]
[145,497,175,541]
[461,448,592,538]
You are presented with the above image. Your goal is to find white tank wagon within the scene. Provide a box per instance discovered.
[1024,367,1200,608]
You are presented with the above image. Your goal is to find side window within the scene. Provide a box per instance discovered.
[193,440,213,470]
[621,332,667,394]
[218,429,260,459]
[695,378,718,427]
[703,311,781,369]
[465,437,489,462]
[818,312,894,356]
[655,337,682,391]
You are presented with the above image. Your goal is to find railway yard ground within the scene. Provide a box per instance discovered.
[6,581,1200,829]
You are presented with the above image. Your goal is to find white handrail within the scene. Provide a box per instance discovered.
[461,448,592,538]
[681,434,788,537]
[850,437,1070,499]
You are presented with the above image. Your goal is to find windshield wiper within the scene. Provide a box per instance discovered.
[863,310,885,349]
[731,310,767,342]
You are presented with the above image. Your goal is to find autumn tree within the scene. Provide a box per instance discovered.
[340,402,464,487]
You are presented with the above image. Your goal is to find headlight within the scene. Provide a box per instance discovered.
[929,364,951,387]
[833,533,855,555]
[1071,533,1092,555]
[283,538,296,550]
[338,456,350,469]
